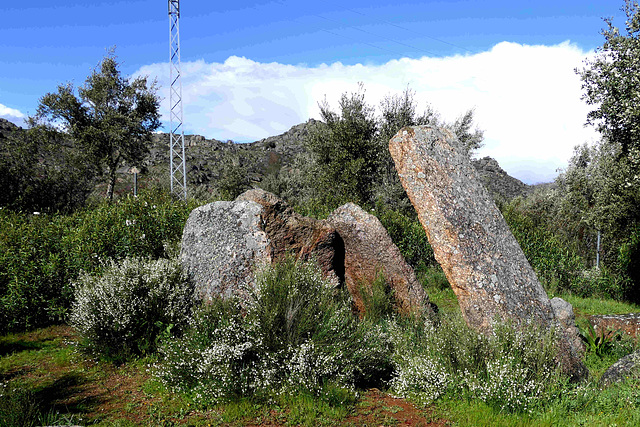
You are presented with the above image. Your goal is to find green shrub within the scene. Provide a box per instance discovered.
[388,313,560,413]
[618,224,640,302]
[358,274,395,322]
[156,259,392,403]
[70,257,194,362]
[64,190,193,272]
[374,204,436,271]
[0,210,73,333]
[0,189,194,334]
[501,200,587,295]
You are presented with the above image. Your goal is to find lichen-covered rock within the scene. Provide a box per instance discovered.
[389,126,553,330]
[236,188,343,283]
[327,203,431,315]
[590,313,640,338]
[551,297,588,380]
[180,200,271,301]
[600,350,640,386]
[389,125,586,380]
[181,190,345,303]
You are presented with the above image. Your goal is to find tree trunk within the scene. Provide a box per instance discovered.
[106,168,117,201]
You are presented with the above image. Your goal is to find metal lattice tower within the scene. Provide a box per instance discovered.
[168,0,187,200]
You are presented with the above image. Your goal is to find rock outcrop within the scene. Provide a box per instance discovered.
[600,350,640,386]
[181,189,344,302]
[327,203,431,315]
[590,313,640,339]
[389,125,586,380]
[0,118,20,140]
[472,156,531,201]
[180,189,431,317]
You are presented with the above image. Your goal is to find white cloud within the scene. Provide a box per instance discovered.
[0,103,26,126]
[135,41,599,184]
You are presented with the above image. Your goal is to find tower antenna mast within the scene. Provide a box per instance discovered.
[168,0,187,200]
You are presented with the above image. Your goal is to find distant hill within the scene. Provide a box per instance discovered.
[1,117,532,203]
[148,120,532,202]
[0,118,20,139]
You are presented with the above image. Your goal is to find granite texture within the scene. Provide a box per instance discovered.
[328,203,431,315]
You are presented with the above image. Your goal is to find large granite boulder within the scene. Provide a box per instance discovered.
[181,189,344,302]
[389,125,586,380]
[181,200,271,301]
[236,188,344,283]
[327,203,431,315]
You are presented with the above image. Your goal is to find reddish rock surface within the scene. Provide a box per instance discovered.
[328,203,431,315]
[590,313,640,338]
[236,189,344,284]
[389,125,586,380]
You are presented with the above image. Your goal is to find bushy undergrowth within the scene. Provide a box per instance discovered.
[153,258,569,415]
[388,313,561,414]
[155,259,393,404]
[0,189,193,334]
[70,257,194,362]
[501,200,586,295]
[374,204,437,272]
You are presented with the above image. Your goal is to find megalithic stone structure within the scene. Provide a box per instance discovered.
[389,126,586,380]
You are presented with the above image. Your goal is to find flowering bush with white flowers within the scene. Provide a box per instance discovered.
[463,353,551,413]
[390,354,451,405]
[70,257,194,362]
[155,258,393,403]
[388,312,560,413]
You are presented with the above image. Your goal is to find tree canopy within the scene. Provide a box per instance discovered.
[299,84,483,211]
[31,50,161,200]
[577,0,640,158]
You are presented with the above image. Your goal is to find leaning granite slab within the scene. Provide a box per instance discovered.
[389,125,586,380]
[600,350,640,386]
[327,202,431,316]
[590,313,640,338]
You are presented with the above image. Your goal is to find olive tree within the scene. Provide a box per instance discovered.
[571,0,640,295]
[304,84,379,206]
[31,50,160,200]
[302,85,483,210]
[577,0,640,158]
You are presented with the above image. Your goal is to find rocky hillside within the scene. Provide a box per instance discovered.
[149,120,531,201]
[0,118,20,140]
[148,120,315,187]
[471,156,531,201]
[1,117,531,202]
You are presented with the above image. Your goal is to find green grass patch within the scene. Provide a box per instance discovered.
[419,266,459,313]
[562,294,640,317]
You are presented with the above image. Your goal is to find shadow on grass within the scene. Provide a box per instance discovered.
[34,371,103,416]
[0,339,46,357]
[0,372,105,426]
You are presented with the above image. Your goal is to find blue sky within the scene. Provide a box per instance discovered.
[0,1,630,183]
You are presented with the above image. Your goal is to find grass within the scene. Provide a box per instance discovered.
[3,272,640,426]
[0,326,431,426]
[562,294,640,317]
